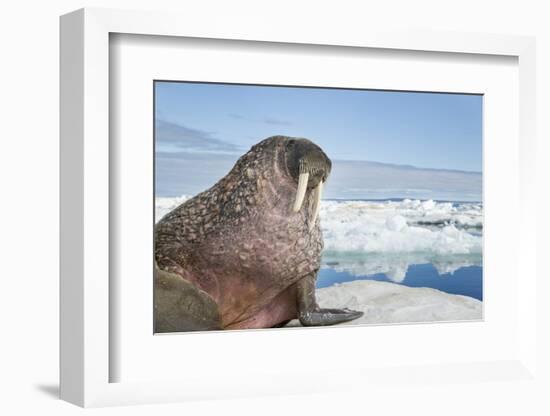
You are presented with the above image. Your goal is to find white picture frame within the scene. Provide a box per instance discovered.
[60,7,538,408]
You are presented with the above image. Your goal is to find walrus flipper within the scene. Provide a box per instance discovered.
[296,273,363,327]
[154,267,221,333]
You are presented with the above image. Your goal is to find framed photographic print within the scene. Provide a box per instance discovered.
[153,81,483,333]
[60,7,538,408]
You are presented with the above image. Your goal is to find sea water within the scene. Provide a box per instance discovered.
[318,261,483,300]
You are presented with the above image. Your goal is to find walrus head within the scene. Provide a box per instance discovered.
[283,138,332,229]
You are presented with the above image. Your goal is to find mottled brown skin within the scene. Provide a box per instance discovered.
[155,136,363,332]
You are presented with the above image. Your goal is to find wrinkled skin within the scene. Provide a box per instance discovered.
[155,136,363,332]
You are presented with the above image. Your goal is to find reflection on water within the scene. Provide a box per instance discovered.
[318,252,483,300]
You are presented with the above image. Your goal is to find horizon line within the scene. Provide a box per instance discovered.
[155,149,482,175]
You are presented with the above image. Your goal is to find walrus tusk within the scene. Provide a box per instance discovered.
[309,180,324,230]
[293,171,309,212]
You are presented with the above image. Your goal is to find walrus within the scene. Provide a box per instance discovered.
[154,135,363,332]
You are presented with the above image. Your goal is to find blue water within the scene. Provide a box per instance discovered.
[317,263,483,301]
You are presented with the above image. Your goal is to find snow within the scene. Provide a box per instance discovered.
[320,199,482,255]
[155,195,190,222]
[288,280,482,326]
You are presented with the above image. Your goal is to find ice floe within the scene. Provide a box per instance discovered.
[320,199,482,255]
[289,280,482,326]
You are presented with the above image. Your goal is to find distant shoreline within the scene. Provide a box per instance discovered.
[156,195,483,205]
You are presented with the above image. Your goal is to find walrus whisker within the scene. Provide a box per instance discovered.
[309,180,324,231]
[292,171,309,212]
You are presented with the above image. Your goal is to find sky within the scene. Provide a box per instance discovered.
[155,81,482,200]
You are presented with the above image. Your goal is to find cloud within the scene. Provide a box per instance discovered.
[155,120,240,153]
[227,113,293,126]
[262,117,293,126]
